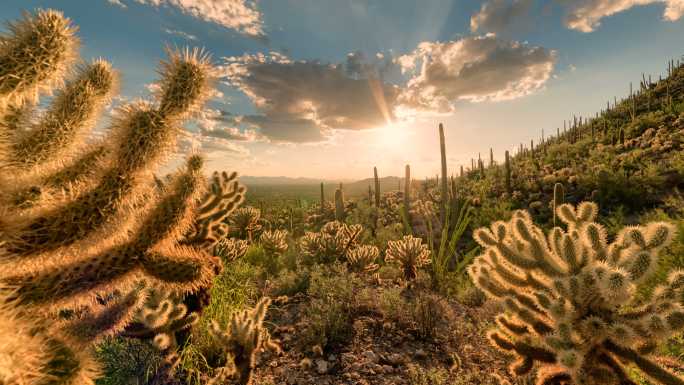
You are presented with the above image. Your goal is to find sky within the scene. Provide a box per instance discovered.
[2,0,684,180]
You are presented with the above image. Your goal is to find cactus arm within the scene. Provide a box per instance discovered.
[604,340,684,385]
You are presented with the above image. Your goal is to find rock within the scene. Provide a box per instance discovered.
[315,359,329,374]
[386,353,406,366]
[414,349,427,359]
[363,350,379,363]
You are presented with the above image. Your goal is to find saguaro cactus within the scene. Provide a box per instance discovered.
[0,10,223,385]
[335,187,345,221]
[504,150,511,193]
[404,164,411,221]
[468,202,682,385]
[320,182,325,211]
[553,182,565,226]
[439,123,448,222]
[373,166,380,207]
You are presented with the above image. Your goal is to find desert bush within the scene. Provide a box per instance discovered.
[299,263,361,350]
[95,337,163,385]
[410,292,451,340]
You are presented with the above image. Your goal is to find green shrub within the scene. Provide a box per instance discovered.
[299,263,361,349]
[95,337,162,385]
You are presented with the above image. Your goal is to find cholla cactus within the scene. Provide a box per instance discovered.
[216,238,249,262]
[135,288,199,352]
[229,206,262,241]
[346,245,380,273]
[385,235,431,281]
[260,229,288,256]
[468,201,684,385]
[0,9,220,385]
[299,221,362,264]
[208,297,281,385]
[185,171,246,250]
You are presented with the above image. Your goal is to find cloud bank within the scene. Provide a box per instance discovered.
[132,0,265,37]
[219,52,402,142]
[562,0,684,32]
[470,0,534,34]
[397,34,556,111]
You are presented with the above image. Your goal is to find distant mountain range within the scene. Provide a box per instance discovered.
[240,175,407,197]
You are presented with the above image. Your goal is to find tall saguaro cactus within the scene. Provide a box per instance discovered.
[404,164,411,224]
[553,182,565,226]
[0,10,229,385]
[439,123,448,223]
[320,182,325,212]
[335,186,345,221]
[373,166,380,207]
[504,150,511,194]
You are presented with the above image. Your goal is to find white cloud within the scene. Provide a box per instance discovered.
[396,34,556,112]
[563,0,684,32]
[178,132,251,157]
[470,0,533,34]
[162,28,198,41]
[219,52,401,142]
[134,0,265,37]
[107,0,128,8]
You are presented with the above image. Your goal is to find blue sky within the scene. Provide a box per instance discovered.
[2,0,683,179]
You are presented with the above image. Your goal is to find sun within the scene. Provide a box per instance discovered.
[372,122,411,150]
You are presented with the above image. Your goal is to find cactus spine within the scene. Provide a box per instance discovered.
[439,123,448,223]
[373,166,380,207]
[553,182,565,226]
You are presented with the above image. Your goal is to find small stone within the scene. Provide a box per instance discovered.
[363,350,379,363]
[386,353,405,366]
[316,359,329,374]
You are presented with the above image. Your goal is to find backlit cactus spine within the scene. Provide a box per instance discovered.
[468,202,683,385]
[0,9,221,385]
